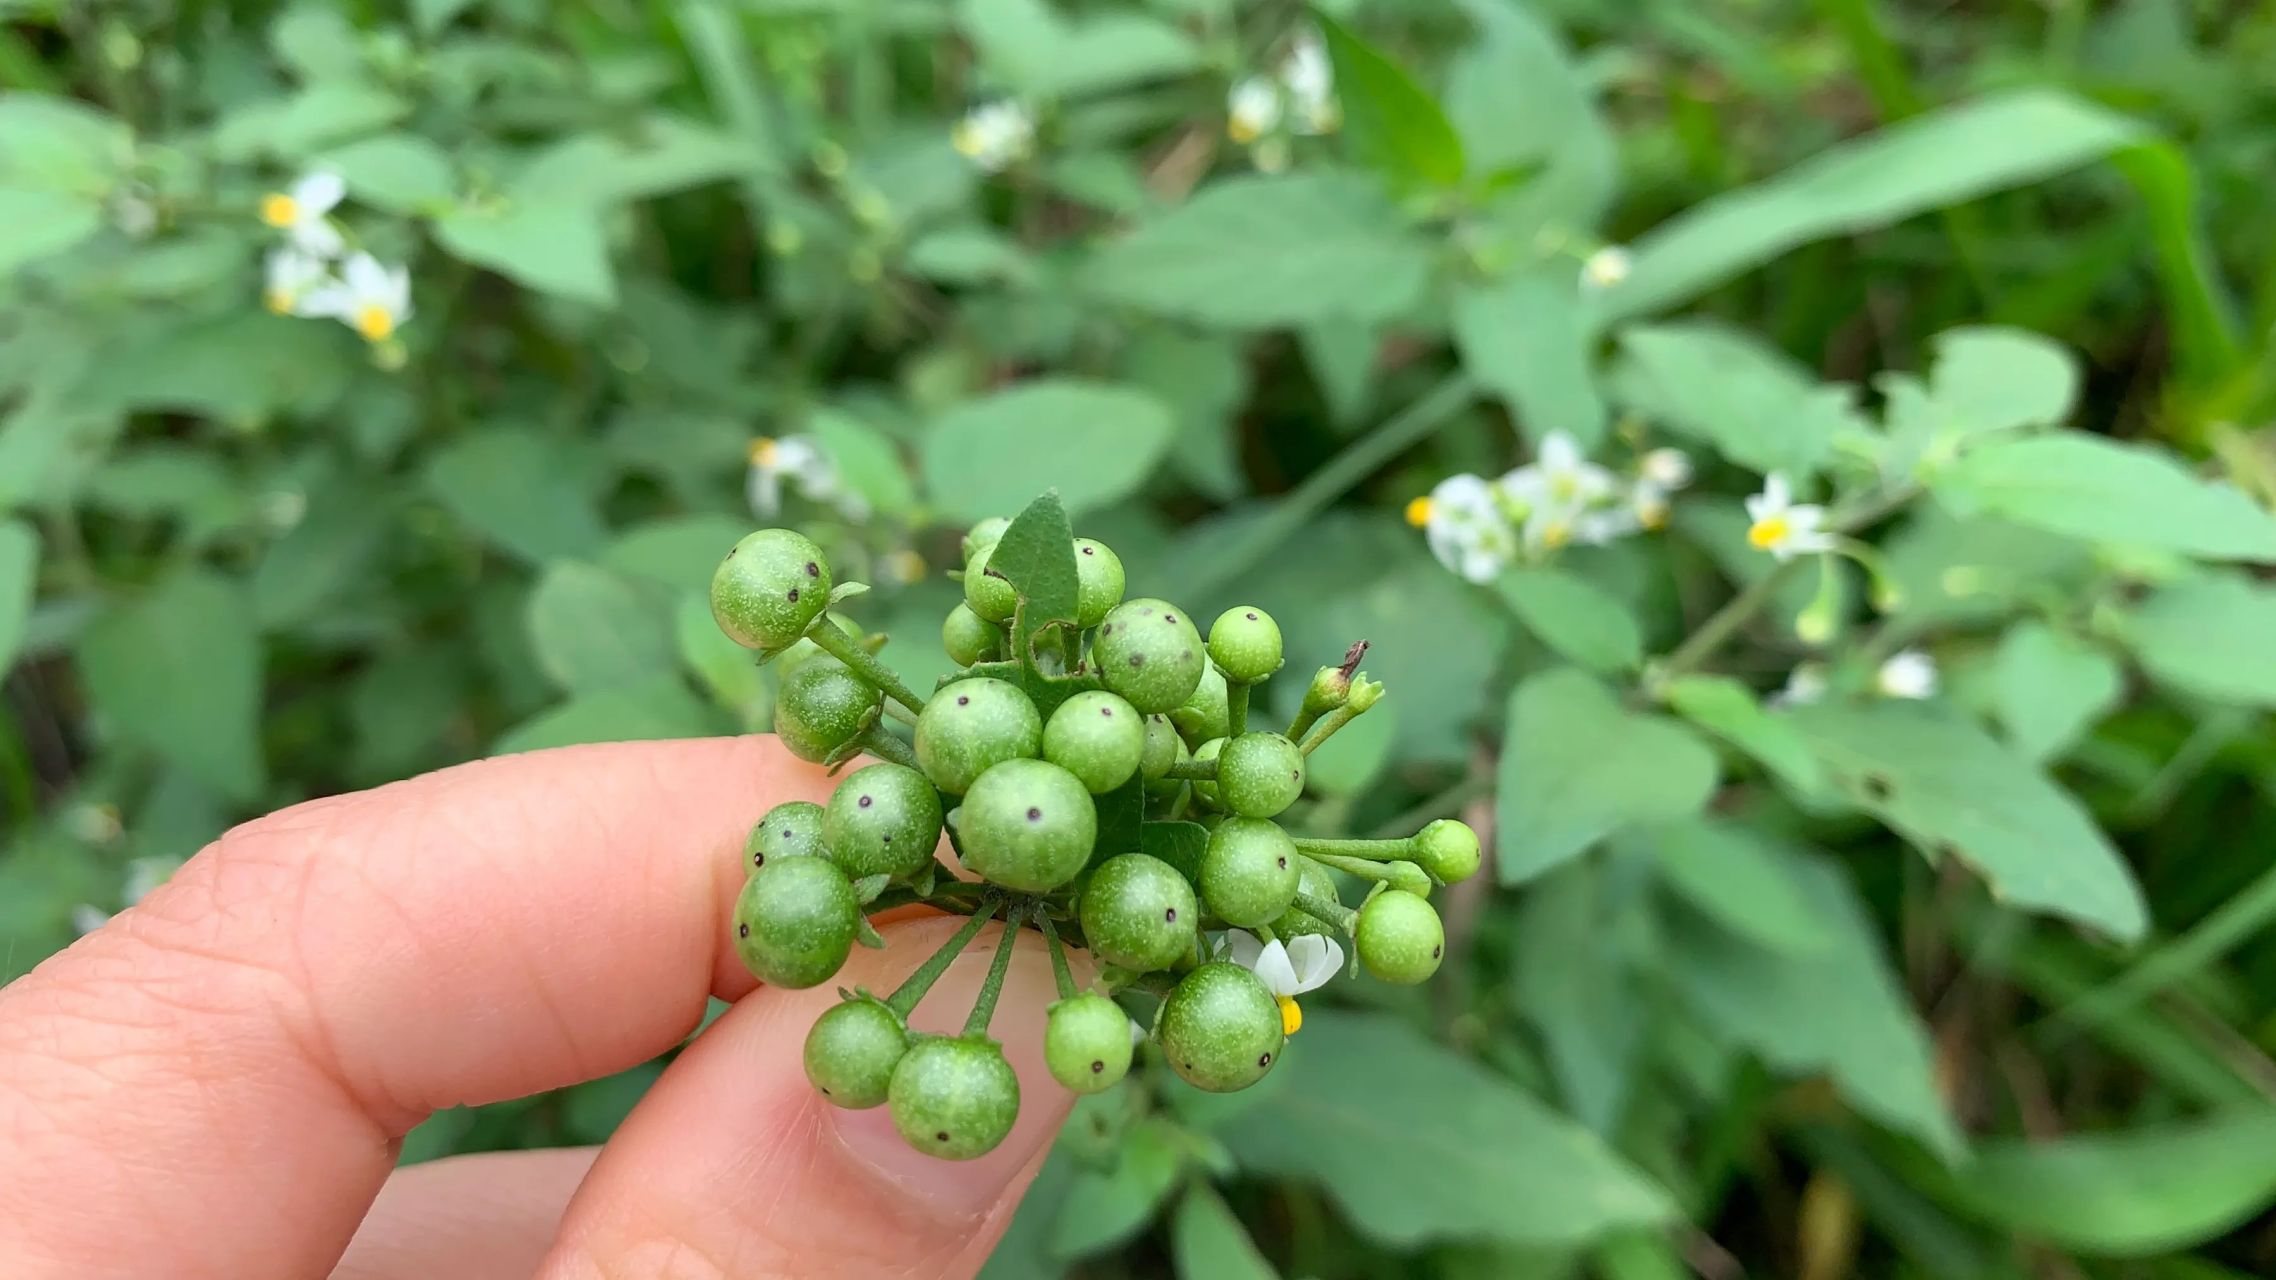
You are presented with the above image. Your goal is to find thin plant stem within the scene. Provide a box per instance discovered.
[805,620,930,713]
[1303,850,1405,882]
[1165,758,1219,781]
[1037,914,1079,1001]
[885,895,1000,1019]
[963,900,1030,1037]
[1291,836,1413,862]
[1227,681,1250,739]
[853,726,919,770]
[1293,889,1358,933]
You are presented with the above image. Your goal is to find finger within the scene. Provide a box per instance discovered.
[333,1147,598,1280]
[537,913,1080,1280]
[0,735,830,1280]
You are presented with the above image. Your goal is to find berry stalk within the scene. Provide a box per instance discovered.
[1036,914,1079,1001]
[853,725,920,770]
[963,900,1031,1037]
[1226,679,1250,738]
[804,615,931,713]
[885,893,1001,1019]
[1291,836,1413,862]
[1163,757,1219,781]
[1292,888,1358,933]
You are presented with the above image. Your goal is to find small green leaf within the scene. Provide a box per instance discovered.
[805,409,918,519]
[317,133,456,213]
[1926,326,2081,434]
[1313,11,1465,190]
[1049,1119,1185,1260]
[903,225,1038,287]
[2115,574,2276,707]
[1661,674,1828,797]
[1141,820,1210,882]
[1171,1186,1278,1280]
[1989,621,2123,763]
[76,570,265,801]
[1453,267,1606,448]
[0,187,102,277]
[675,593,764,723]
[960,0,1201,98]
[1932,433,2276,562]
[1513,858,1648,1134]
[600,514,755,594]
[434,201,616,305]
[1497,668,1720,883]
[921,381,1174,523]
[0,519,38,674]
[1627,818,1831,956]
[527,562,676,693]
[426,429,608,565]
[1496,567,1642,673]
[1613,322,1861,478]
[252,482,394,629]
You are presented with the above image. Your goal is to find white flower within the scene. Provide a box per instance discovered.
[745,434,839,518]
[1580,245,1633,289]
[1227,77,1282,144]
[1627,448,1691,531]
[260,170,345,256]
[1744,473,1835,560]
[70,904,111,936]
[263,246,333,317]
[1876,649,1938,700]
[1407,473,1516,583]
[1496,432,1619,552]
[299,251,412,343]
[1280,32,1338,135]
[1534,432,1617,508]
[1227,929,1343,1035]
[951,101,1035,173]
[1773,664,1828,708]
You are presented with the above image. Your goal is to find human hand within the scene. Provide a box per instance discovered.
[0,737,1074,1279]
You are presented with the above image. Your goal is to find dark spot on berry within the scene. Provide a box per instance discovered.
[1861,772,1892,801]
[820,1086,832,1094]
[1276,857,1287,869]
[1090,1059,1103,1073]
[738,923,750,937]
[935,1131,949,1142]
[1291,771,1300,780]
[1100,706,1113,716]
[786,588,799,602]
[1164,614,1177,624]
[881,834,891,843]
[1245,611,1257,620]
[1183,1061,1193,1070]
[859,795,873,808]
[805,561,819,577]
[1165,907,1178,922]
[957,695,970,706]
[753,852,764,866]
[1027,807,1042,821]
[726,546,737,557]
[1432,945,1443,958]
[1129,655,1144,667]
[1101,624,1113,635]
[1257,1053,1272,1067]
[1081,546,1094,555]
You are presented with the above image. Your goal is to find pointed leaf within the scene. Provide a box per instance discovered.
[1314,11,1465,190]
[1933,433,2276,562]
[1497,669,1720,883]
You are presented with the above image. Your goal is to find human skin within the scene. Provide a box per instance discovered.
[0,736,1075,1279]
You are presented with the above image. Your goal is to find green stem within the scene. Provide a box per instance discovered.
[1165,758,1219,781]
[1226,680,1250,739]
[1292,836,1414,862]
[854,725,919,771]
[885,895,1000,1018]
[1649,559,1807,692]
[881,700,919,728]
[1037,914,1079,1001]
[806,619,929,713]
[963,901,1029,1038]
[1297,705,1359,755]
[1303,850,1405,883]
[1293,888,1358,934]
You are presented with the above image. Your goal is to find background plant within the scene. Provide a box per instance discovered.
[7,1,2276,1277]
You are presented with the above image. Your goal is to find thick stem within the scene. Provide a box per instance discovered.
[806,619,929,713]
[963,901,1029,1038]
[1165,757,1219,781]
[881,700,919,728]
[1227,681,1250,739]
[1036,914,1079,1001]
[1292,836,1414,862]
[1293,888,1358,934]
[854,725,919,770]
[885,895,1000,1019]
[1302,850,1405,883]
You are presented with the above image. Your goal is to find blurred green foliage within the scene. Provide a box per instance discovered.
[8,0,2276,1276]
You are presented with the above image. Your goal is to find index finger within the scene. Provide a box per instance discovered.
[0,735,820,1280]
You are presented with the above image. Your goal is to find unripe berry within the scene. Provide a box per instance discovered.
[888,1035,1020,1159]
[963,543,1018,623]
[1382,860,1433,898]
[822,762,943,881]
[1199,816,1299,927]
[915,677,1042,795]
[941,603,998,666]
[1355,889,1444,985]
[1169,665,1230,747]
[1079,853,1198,971]
[1189,736,1225,809]
[1270,857,1339,939]
[957,759,1097,892]
[1073,538,1125,628]
[1159,962,1284,1093]
[804,996,907,1108]
[1044,994,1135,1094]
[712,529,831,651]
[1092,598,1206,713]
[1208,606,1283,683]
[1215,732,1306,819]
[733,855,860,989]
[773,659,881,763]
[746,800,824,871]
[1139,713,1182,783]
[1412,819,1481,884]
[1042,690,1145,794]
[962,516,1011,562]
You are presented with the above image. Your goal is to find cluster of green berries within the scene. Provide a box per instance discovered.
[708,496,1482,1161]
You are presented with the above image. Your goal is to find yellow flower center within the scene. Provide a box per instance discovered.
[887,549,926,583]
[1277,995,1302,1036]
[353,303,396,343]
[264,288,293,316]
[950,122,984,158]
[1403,495,1433,528]
[260,193,299,227]
[1748,514,1790,550]
[1638,499,1669,530]
[1550,474,1578,502]
[1540,520,1572,549]
[1228,116,1262,145]
[748,436,779,467]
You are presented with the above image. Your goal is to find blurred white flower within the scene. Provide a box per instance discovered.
[1628,447,1691,531]
[1773,664,1828,708]
[1876,649,1938,700]
[952,101,1035,173]
[1226,77,1282,144]
[71,904,111,936]
[1408,474,1516,583]
[885,548,927,585]
[1497,432,1618,552]
[1581,245,1633,289]
[260,170,345,256]
[1227,929,1342,1035]
[300,251,412,343]
[1281,31,1339,135]
[111,188,157,239]
[263,246,333,317]
[1745,473,1834,560]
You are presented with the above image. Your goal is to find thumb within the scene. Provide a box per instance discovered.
[534,912,1076,1280]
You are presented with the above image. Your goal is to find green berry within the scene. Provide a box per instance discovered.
[745,800,824,872]
[957,759,1097,892]
[1383,860,1433,898]
[941,603,998,666]
[1412,819,1481,885]
[1079,853,1198,971]
[963,543,1019,623]
[888,1034,1021,1160]
[1073,538,1125,628]
[822,762,943,881]
[804,996,907,1109]
[774,612,864,677]
[1189,736,1225,809]
[1199,817,1299,928]
[1207,606,1283,683]
[1215,732,1306,819]
[1092,598,1206,714]
[773,659,881,764]
[915,677,1042,795]
[712,529,831,651]
[962,516,1012,562]
[1168,665,1229,747]
[1138,713,1181,781]
[1042,690,1145,794]
[1159,962,1284,1093]
[733,855,860,989]
[1044,994,1135,1094]
[1270,858,1339,939]
[1355,889,1444,985]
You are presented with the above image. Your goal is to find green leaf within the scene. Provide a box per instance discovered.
[492,674,722,754]
[1514,857,1649,1134]
[0,519,37,673]
[960,0,1201,98]
[1661,674,1828,797]
[76,570,265,801]
[252,481,393,628]
[1496,669,1720,884]
[433,202,616,305]
[1172,1186,1278,1280]
[1086,173,1434,329]
[675,593,764,723]
[1313,11,1465,190]
[990,488,1081,650]
[510,116,751,206]
[600,514,754,594]
[903,225,1038,287]
[0,95,131,188]
[1452,266,1606,448]
[1217,1010,1673,1246]
[212,83,410,161]
[1932,433,2276,562]
[805,409,918,519]
[1441,0,1615,237]
[1049,1119,1186,1260]
[1496,567,1642,673]
[1789,703,2148,941]
[0,187,102,276]
[1989,621,2123,763]
[1613,322,1861,478]
[2116,574,2276,707]
[317,133,456,214]
[426,429,608,565]
[1664,842,1961,1158]
[1599,90,2146,320]
[1628,818,1832,956]
[83,313,348,422]
[1118,328,1250,501]
[921,380,1174,522]
[527,562,676,693]
[1142,820,1209,882]
[1926,326,2081,434]
[1945,1109,2276,1255]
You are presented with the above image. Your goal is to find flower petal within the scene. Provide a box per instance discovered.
[1285,934,1342,992]
[1223,929,1265,970]
[295,170,346,214]
[1252,939,1300,996]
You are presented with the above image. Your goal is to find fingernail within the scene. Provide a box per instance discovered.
[829,920,1073,1220]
